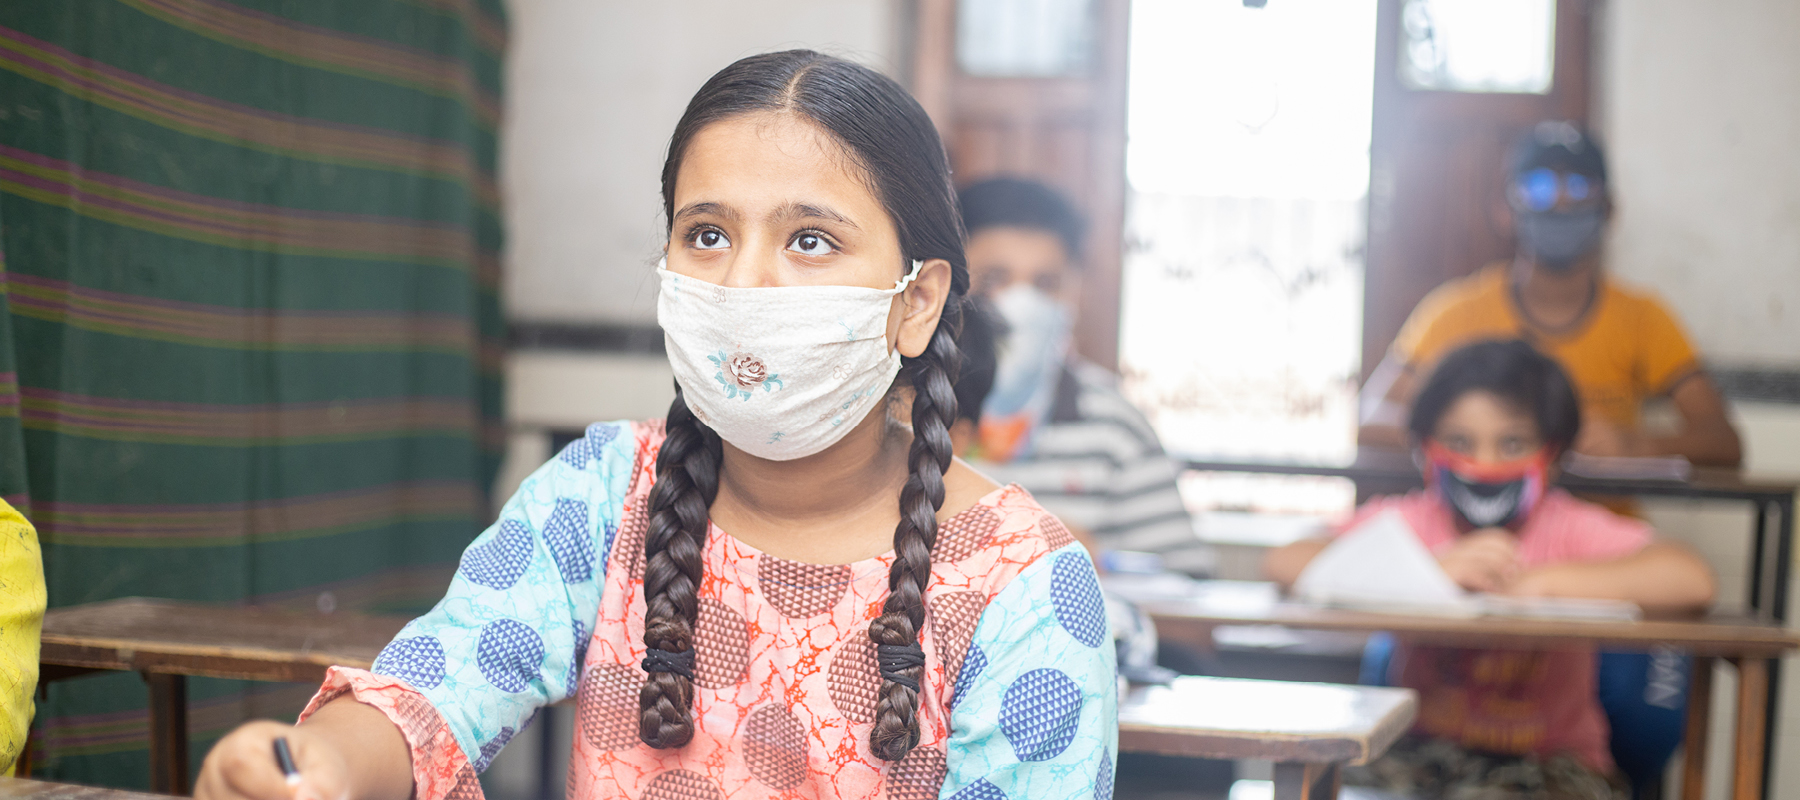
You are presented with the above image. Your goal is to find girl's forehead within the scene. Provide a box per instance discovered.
[1439,390,1538,430]
[675,113,879,211]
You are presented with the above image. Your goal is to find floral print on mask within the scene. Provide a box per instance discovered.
[711,350,784,400]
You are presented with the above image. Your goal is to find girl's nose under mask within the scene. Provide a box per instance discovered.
[656,259,923,461]
[1423,443,1551,530]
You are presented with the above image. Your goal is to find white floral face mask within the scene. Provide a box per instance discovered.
[656,259,924,461]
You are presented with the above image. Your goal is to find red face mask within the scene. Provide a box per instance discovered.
[1422,442,1552,530]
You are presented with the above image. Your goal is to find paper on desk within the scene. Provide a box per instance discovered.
[1292,509,1480,616]
[1291,510,1643,621]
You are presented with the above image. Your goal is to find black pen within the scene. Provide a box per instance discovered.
[272,737,302,788]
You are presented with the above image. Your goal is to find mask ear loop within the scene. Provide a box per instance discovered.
[887,260,926,294]
[885,260,931,359]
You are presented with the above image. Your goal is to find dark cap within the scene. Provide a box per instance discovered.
[1509,120,1608,184]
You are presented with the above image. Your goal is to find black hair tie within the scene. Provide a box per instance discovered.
[641,647,696,680]
[877,643,926,692]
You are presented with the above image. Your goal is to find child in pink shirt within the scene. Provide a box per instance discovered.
[1267,340,1715,799]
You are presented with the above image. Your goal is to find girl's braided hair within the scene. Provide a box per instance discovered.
[640,50,969,762]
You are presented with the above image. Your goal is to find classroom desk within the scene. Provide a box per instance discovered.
[1119,676,1416,800]
[1138,581,1800,800]
[1181,447,1800,620]
[38,598,409,795]
[1182,447,1800,795]
[0,777,167,800]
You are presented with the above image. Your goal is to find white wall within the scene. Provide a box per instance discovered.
[500,0,904,325]
[1598,0,1800,368]
[1599,11,1800,794]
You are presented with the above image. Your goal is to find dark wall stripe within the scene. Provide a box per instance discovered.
[1712,368,1800,405]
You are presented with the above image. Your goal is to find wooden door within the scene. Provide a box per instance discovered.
[909,0,1132,370]
[1360,0,1592,381]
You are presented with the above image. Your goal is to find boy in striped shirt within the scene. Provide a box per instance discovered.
[958,178,1209,576]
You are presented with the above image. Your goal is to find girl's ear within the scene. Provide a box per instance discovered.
[895,259,954,359]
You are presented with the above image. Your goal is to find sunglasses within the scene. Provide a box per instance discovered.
[1514,167,1599,213]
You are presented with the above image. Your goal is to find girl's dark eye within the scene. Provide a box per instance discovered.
[692,228,729,250]
[788,233,833,256]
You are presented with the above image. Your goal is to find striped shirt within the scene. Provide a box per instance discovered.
[977,359,1212,576]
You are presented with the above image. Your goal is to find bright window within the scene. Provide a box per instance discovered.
[1122,0,1378,516]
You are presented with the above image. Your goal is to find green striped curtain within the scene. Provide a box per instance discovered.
[0,0,505,785]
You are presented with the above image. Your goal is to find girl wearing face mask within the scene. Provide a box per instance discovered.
[193,51,1115,800]
[1267,339,1715,799]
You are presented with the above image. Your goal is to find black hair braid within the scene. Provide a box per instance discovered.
[868,308,963,762]
[637,383,721,749]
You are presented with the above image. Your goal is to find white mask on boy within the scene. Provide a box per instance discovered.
[656,259,924,461]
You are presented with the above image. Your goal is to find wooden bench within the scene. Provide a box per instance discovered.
[1119,676,1418,800]
[38,597,410,795]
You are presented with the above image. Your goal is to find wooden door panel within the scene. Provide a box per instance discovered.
[1362,0,1592,380]
[911,0,1130,369]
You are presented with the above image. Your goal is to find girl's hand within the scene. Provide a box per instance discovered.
[196,720,351,800]
[1504,567,1559,598]
[1437,528,1523,593]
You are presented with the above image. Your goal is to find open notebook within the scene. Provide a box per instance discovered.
[1291,509,1641,622]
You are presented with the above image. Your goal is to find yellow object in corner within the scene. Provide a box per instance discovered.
[0,500,44,774]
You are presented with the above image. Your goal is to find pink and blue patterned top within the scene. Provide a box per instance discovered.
[301,420,1118,800]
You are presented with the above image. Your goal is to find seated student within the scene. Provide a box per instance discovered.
[1268,340,1715,799]
[958,177,1206,575]
[0,499,44,775]
[195,51,1113,800]
[1360,121,1741,467]
[953,297,1172,684]
[948,298,1001,457]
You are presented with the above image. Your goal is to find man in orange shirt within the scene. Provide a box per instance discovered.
[1359,121,1741,466]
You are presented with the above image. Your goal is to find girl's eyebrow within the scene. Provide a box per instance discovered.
[674,201,738,222]
[770,201,860,230]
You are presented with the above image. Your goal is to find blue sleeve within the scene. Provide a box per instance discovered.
[941,544,1119,800]
[367,421,635,772]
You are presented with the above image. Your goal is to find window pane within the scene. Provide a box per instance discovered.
[1400,0,1555,94]
[957,0,1093,77]
[1123,0,1375,518]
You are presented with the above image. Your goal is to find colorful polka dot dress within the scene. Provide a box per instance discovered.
[303,421,1118,800]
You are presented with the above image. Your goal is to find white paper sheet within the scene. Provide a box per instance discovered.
[1292,509,1480,616]
[1290,509,1642,621]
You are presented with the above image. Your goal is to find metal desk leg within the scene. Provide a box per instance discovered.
[1731,658,1769,800]
[1272,762,1340,800]
[1774,495,1794,623]
[144,672,189,795]
[1683,656,1715,800]
[1761,496,1793,800]
[1750,502,1769,616]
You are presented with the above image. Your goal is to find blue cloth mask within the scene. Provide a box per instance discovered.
[1517,207,1605,271]
[981,284,1073,457]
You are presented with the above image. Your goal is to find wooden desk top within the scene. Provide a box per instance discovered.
[0,777,166,800]
[1119,676,1416,765]
[40,597,410,683]
[1141,581,1800,658]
